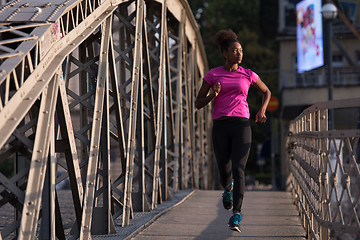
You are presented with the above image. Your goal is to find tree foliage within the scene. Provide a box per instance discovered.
[190,0,260,67]
[189,0,278,94]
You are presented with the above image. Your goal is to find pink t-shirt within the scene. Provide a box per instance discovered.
[203,66,258,120]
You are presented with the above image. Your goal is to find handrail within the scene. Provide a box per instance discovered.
[287,98,360,240]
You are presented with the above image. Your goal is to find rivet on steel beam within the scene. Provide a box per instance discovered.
[38,79,44,82]
[43,111,49,114]
[38,150,43,153]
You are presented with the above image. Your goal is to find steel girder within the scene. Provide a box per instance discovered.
[0,0,212,239]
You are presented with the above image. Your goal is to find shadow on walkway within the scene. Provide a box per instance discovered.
[132,190,307,240]
[194,191,307,240]
[193,193,235,240]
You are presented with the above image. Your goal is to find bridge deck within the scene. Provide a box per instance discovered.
[123,190,307,240]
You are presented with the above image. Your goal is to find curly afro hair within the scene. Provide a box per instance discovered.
[214,29,239,53]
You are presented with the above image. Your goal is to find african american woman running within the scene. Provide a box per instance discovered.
[195,29,271,232]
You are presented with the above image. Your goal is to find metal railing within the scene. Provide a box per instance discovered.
[287,98,360,240]
[0,0,212,239]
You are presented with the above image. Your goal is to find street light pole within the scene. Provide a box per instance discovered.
[324,18,335,130]
[325,19,333,102]
[322,2,337,130]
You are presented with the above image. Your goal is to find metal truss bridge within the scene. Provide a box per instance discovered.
[1,0,359,239]
[0,0,213,239]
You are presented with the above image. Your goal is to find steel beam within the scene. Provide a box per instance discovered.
[79,15,113,240]
[122,0,144,227]
[18,73,60,240]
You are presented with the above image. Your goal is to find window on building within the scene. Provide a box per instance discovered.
[332,53,344,67]
[293,53,297,70]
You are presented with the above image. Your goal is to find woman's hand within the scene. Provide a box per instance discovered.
[211,82,221,97]
[255,109,267,123]
[253,77,271,123]
[195,81,221,109]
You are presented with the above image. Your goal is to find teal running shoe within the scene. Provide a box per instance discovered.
[228,212,242,232]
[222,188,233,210]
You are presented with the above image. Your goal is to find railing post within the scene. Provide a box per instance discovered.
[319,109,330,240]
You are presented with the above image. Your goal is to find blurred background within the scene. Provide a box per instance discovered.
[188,0,360,190]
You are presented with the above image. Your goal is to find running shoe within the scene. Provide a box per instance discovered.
[222,187,233,210]
[228,212,242,232]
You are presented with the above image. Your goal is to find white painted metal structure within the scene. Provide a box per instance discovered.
[0,0,212,239]
[287,98,360,240]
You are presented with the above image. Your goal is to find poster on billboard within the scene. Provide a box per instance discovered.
[296,0,324,73]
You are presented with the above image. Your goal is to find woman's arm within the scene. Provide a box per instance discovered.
[253,77,271,123]
[195,81,221,110]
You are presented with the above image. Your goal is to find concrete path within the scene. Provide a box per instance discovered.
[131,190,307,240]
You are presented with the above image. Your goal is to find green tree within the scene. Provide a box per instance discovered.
[190,0,260,68]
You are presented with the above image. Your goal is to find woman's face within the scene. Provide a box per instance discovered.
[224,42,243,64]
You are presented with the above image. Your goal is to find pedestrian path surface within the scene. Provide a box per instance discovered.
[130,190,307,240]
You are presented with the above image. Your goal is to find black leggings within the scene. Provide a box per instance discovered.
[212,117,251,213]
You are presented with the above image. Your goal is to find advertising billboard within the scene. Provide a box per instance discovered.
[296,0,324,73]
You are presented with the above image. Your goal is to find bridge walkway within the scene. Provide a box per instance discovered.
[126,190,307,240]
